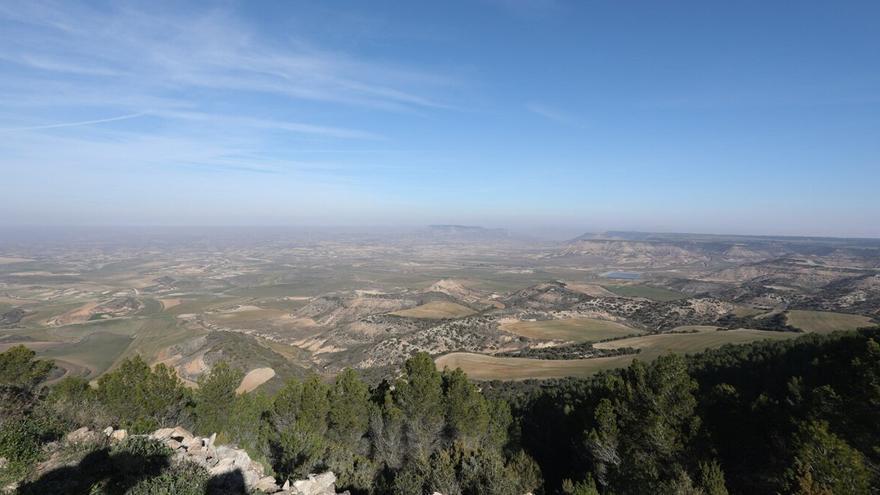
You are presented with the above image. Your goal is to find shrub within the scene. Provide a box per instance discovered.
[110,436,173,476]
[0,346,53,390]
[0,416,52,479]
[126,459,210,495]
[97,357,189,432]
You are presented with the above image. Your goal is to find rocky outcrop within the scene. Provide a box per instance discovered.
[64,426,345,494]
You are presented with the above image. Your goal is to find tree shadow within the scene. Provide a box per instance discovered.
[16,447,169,494]
[206,469,248,494]
[16,445,250,495]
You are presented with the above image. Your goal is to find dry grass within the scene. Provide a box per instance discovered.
[47,301,99,326]
[160,298,182,310]
[435,352,635,380]
[438,327,801,380]
[785,310,875,334]
[500,318,639,342]
[236,367,276,394]
[594,328,800,359]
[389,301,476,319]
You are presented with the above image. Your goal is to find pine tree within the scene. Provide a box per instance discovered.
[97,356,188,432]
[788,421,870,495]
[698,460,728,495]
[328,368,370,445]
[562,475,600,495]
[0,345,53,390]
[594,354,700,492]
[443,367,489,448]
[194,361,243,436]
[273,377,303,431]
[394,352,444,457]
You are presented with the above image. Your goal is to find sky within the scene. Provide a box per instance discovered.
[0,0,878,238]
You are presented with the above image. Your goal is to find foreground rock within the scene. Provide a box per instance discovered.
[146,426,346,494]
[48,426,346,494]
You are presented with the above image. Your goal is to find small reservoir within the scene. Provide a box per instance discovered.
[602,271,641,280]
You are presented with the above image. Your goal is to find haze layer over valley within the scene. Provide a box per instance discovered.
[2,226,877,389]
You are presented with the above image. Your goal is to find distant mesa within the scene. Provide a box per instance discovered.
[426,224,509,238]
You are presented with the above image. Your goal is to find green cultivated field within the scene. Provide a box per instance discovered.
[42,331,134,378]
[501,318,639,342]
[785,310,875,334]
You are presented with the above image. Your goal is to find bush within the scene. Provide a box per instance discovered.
[110,436,173,477]
[43,376,111,431]
[0,417,48,479]
[0,346,53,390]
[97,357,189,433]
[125,459,210,495]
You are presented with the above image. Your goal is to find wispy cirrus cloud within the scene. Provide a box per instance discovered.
[0,1,453,113]
[525,102,581,127]
[0,0,455,179]
[0,113,145,132]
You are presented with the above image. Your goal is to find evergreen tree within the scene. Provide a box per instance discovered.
[428,449,461,495]
[506,449,543,495]
[394,352,444,457]
[97,356,188,432]
[271,375,331,478]
[273,377,304,431]
[298,375,330,435]
[227,390,272,458]
[592,354,700,493]
[0,346,53,390]
[697,460,728,495]
[194,361,243,436]
[484,398,513,451]
[562,475,600,495]
[586,398,620,488]
[329,369,369,445]
[443,367,489,448]
[788,421,870,495]
[371,389,406,470]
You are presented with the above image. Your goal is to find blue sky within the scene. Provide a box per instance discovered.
[1,0,878,237]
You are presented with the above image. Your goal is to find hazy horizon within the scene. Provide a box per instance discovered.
[2,1,878,237]
[1,224,879,243]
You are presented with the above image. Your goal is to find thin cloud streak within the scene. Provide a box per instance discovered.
[0,112,145,132]
[525,102,581,127]
[0,1,454,112]
[152,110,383,140]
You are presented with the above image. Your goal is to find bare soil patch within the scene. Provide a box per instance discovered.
[236,367,276,394]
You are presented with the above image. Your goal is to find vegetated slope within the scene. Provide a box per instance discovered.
[437,328,800,381]
[498,326,880,494]
[0,348,541,495]
[163,331,311,392]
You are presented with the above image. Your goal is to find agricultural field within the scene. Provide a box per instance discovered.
[437,327,801,380]
[389,301,476,319]
[236,367,277,394]
[2,227,879,386]
[435,352,636,380]
[785,310,876,334]
[593,327,800,361]
[603,284,686,301]
[500,317,639,342]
